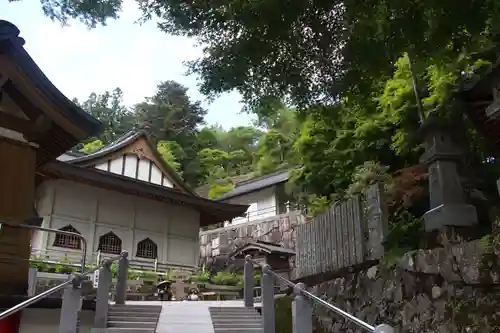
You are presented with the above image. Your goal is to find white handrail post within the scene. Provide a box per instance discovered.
[261,264,275,333]
[292,282,312,333]
[243,255,254,307]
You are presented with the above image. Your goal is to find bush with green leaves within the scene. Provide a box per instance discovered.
[211,271,242,286]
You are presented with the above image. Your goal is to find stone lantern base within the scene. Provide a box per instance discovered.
[424,203,479,232]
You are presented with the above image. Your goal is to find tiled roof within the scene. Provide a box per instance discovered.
[217,169,291,201]
[66,130,194,195]
[229,240,295,258]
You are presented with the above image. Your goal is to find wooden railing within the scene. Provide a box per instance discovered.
[295,183,389,280]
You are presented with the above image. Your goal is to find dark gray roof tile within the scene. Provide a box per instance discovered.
[217,170,290,201]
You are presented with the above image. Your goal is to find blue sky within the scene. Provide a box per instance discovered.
[1,1,254,129]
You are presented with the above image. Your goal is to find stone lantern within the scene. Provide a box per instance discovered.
[418,113,478,232]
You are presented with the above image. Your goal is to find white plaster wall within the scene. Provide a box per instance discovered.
[224,187,277,226]
[19,308,94,333]
[93,154,174,188]
[33,179,200,269]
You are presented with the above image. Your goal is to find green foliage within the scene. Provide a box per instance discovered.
[210,271,243,286]
[157,140,183,174]
[384,208,424,252]
[208,182,235,199]
[347,162,391,197]
[30,0,122,28]
[80,139,104,154]
[275,297,293,333]
[76,88,136,144]
[20,0,500,107]
[189,270,211,283]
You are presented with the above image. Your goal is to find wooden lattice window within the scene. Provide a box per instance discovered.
[97,232,122,255]
[136,238,158,259]
[53,225,81,249]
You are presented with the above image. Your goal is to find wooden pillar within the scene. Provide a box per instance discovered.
[0,137,36,296]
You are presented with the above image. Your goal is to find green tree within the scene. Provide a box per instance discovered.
[253,106,299,175]
[77,88,135,144]
[136,0,499,107]
[135,81,207,186]
[20,0,500,105]
[157,140,182,174]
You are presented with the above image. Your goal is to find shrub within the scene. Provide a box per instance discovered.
[211,271,242,286]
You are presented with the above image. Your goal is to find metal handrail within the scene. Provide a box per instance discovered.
[251,259,376,332]
[0,254,122,321]
[0,221,88,272]
[0,279,74,320]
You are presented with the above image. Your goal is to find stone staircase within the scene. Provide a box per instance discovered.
[209,307,263,333]
[104,304,162,332]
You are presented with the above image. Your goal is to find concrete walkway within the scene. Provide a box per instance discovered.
[124,300,261,333]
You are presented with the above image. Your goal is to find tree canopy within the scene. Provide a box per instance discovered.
[20,0,500,107]
[71,80,297,199]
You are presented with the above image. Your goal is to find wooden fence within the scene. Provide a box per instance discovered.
[295,183,388,279]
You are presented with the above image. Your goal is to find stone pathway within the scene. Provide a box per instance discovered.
[124,300,262,333]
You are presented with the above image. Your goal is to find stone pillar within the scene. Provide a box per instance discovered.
[59,278,83,333]
[292,283,312,333]
[0,137,36,295]
[419,114,478,231]
[115,251,129,305]
[27,267,38,297]
[94,260,113,328]
[243,255,254,307]
[365,183,389,259]
[261,265,275,333]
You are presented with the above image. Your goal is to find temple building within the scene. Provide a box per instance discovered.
[33,130,248,271]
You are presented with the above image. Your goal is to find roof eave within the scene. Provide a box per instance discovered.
[0,20,102,141]
[216,180,288,201]
[39,161,249,226]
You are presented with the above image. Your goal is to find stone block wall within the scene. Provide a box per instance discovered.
[311,240,500,333]
[198,211,305,273]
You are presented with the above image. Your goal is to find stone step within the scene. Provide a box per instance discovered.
[108,311,160,318]
[108,316,158,323]
[214,327,264,333]
[211,316,262,322]
[108,321,157,329]
[91,328,155,333]
[210,310,260,315]
[210,310,260,314]
[209,306,255,311]
[109,306,162,313]
[210,313,262,319]
[213,324,263,329]
[110,305,162,310]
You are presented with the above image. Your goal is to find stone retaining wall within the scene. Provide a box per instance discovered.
[311,240,500,333]
[199,211,305,273]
